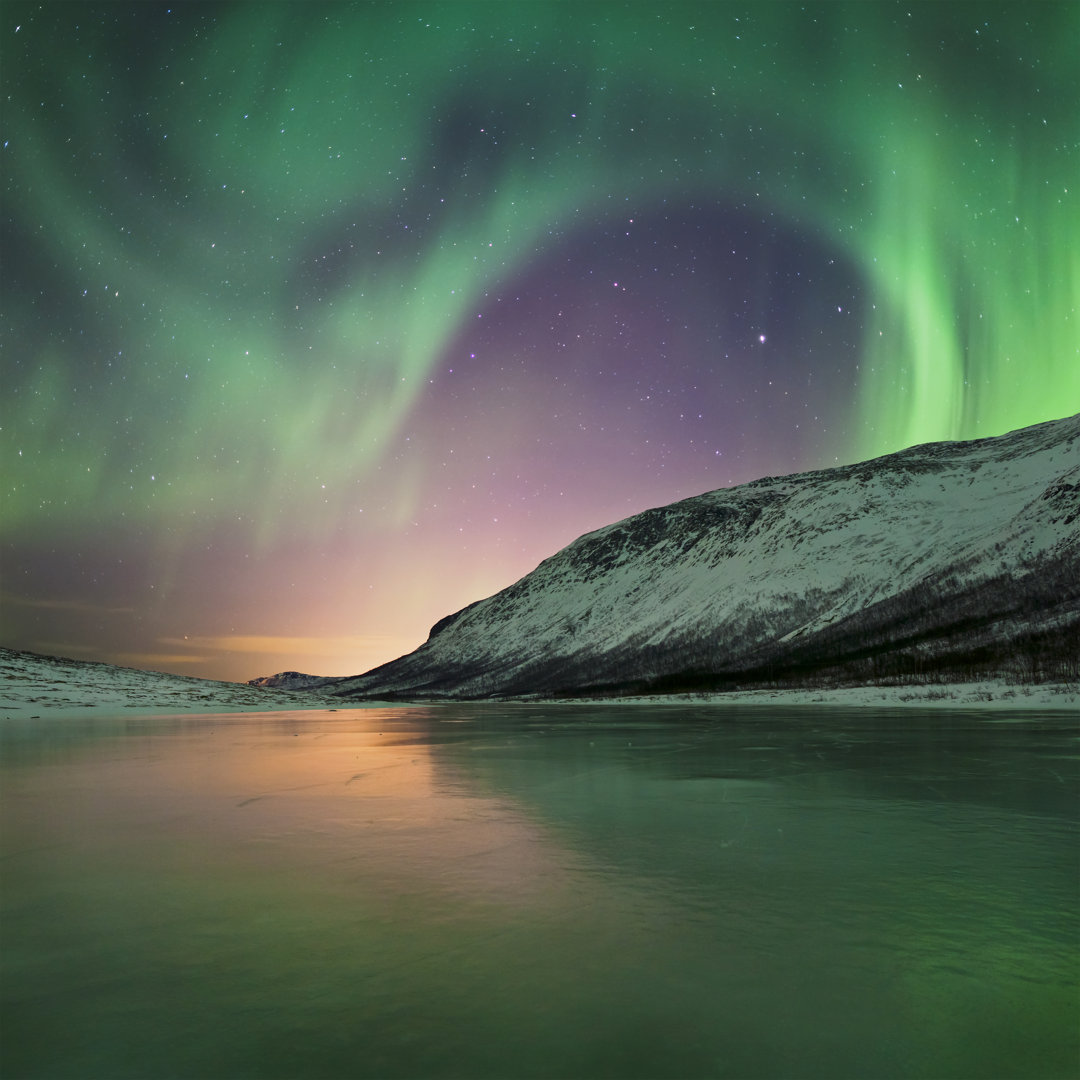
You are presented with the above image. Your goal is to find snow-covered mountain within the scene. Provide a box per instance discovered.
[334,414,1080,699]
[248,671,342,690]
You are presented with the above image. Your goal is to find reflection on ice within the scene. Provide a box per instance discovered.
[1,705,1076,1080]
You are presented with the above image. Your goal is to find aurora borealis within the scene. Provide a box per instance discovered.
[3,2,1077,682]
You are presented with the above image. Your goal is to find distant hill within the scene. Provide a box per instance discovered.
[248,671,343,690]
[0,647,345,716]
[330,414,1079,699]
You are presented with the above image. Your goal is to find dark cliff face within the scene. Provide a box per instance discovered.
[559,497,772,580]
[332,414,1080,699]
[428,599,484,640]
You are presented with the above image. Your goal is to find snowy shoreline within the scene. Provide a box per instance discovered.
[2,647,1075,719]
[0,647,387,721]
[530,680,1079,711]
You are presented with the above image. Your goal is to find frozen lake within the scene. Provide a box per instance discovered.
[1,704,1076,1079]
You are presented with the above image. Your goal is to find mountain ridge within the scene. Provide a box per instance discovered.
[328,414,1079,699]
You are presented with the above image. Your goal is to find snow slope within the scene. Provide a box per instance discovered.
[335,414,1080,699]
[0,647,358,719]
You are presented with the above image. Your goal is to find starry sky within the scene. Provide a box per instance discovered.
[3,2,1077,683]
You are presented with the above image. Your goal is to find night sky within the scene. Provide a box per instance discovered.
[3,2,1077,683]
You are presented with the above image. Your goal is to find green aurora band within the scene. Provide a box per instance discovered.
[4,2,1078,547]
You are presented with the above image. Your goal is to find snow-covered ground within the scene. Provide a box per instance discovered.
[0,648,389,720]
[2,646,1074,718]
[537,681,1079,711]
